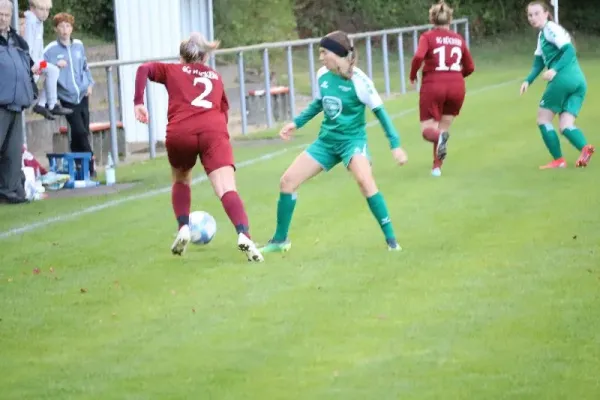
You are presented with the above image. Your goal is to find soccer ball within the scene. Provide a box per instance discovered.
[189,211,217,245]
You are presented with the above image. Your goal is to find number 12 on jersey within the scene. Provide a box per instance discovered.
[433,46,463,71]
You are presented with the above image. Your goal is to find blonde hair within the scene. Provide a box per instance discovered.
[429,1,453,26]
[324,30,357,79]
[30,0,53,8]
[180,32,220,64]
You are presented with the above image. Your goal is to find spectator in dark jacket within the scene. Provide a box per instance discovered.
[0,0,38,204]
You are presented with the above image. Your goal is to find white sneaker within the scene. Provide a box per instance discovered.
[431,167,442,177]
[238,233,264,262]
[171,225,191,256]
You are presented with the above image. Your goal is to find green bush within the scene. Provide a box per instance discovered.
[213,0,298,47]
[20,0,114,40]
[18,0,600,46]
[293,0,600,39]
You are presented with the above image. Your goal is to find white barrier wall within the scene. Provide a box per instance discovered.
[113,0,213,143]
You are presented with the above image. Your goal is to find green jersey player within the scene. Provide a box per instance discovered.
[520,1,594,169]
[260,30,408,253]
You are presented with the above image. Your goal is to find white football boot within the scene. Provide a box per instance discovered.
[171,225,191,256]
[238,233,264,262]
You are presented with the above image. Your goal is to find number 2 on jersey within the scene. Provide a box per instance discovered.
[433,46,463,71]
[191,77,213,108]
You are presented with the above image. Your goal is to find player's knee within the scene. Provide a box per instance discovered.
[279,173,297,193]
[172,168,192,184]
[559,125,575,135]
[536,117,552,126]
[355,173,377,197]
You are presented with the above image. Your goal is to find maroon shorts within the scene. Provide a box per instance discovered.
[165,132,235,175]
[419,81,466,122]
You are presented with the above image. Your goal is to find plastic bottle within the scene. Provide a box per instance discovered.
[105,153,116,186]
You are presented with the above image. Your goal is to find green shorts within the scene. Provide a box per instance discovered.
[306,137,370,171]
[540,73,587,117]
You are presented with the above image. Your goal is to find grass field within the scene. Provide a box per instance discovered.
[1,39,600,399]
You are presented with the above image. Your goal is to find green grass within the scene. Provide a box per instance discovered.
[1,44,600,398]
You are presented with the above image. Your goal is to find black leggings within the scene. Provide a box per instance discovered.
[62,96,95,176]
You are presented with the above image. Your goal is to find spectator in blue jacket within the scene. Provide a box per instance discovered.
[0,0,38,204]
[44,12,95,176]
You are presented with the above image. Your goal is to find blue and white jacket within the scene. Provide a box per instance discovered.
[43,38,94,104]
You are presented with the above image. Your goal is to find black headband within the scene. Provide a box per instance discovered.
[320,36,352,58]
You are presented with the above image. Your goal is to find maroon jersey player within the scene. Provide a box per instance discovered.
[410,1,475,177]
[133,33,263,262]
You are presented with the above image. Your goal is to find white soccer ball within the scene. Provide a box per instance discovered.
[189,211,217,245]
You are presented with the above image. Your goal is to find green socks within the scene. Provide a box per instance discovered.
[367,192,396,241]
[562,127,588,151]
[539,124,588,156]
[273,191,396,243]
[539,124,563,160]
[273,192,297,242]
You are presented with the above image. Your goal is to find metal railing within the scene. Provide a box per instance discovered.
[88,19,469,166]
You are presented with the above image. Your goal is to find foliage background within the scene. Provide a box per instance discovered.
[16,0,600,46]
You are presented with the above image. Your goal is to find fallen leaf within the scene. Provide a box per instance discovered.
[80,288,88,293]
[49,267,55,273]
[192,308,196,313]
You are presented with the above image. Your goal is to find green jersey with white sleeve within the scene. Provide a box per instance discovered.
[535,21,581,75]
[296,66,383,141]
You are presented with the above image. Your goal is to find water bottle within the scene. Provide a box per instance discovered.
[105,153,116,186]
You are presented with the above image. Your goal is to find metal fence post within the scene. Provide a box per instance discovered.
[106,66,119,165]
[412,29,419,54]
[237,51,248,135]
[398,33,406,94]
[465,20,471,48]
[382,33,390,97]
[308,43,317,99]
[11,0,19,31]
[262,49,273,128]
[365,36,373,80]
[286,46,296,119]
[413,29,420,91]
[145,80,156,159]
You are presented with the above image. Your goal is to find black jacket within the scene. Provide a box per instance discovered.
[0,27,38,111]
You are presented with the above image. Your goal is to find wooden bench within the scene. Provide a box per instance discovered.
[246,86,291,125]
[52,121,127,166]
